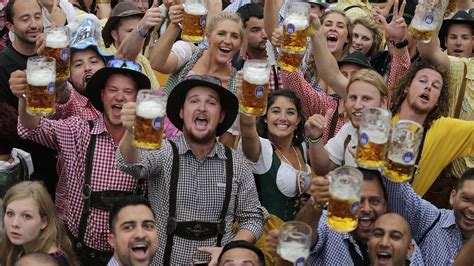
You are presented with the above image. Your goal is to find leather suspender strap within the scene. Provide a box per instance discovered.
[216,146,233,247]
[163,141,180,264]
[454,63,467,118]
[327,99,340,140]
[77,121,96,241]
[410,129,428,185]
[272,65,280,90]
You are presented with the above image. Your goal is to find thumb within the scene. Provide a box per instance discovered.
[152,0,158,7]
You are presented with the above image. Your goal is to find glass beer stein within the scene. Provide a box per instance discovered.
[327,166,363,233]
[240,59,271,116]
[282,2,310,54]
[276,221,312,266]
[356,107,391,169]
[181,0,208,43]
[408,0,447,43]
[44,26,70,81]
[384,120,424,183]
[133,90,167,149]
[26,56,56,116]
[277,50,304,72]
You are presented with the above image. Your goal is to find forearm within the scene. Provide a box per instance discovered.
[294,204,322,246]
[55,80,70,104]
[311,32,348,99]
[206,0,222,27]
[417,35,450,71]
[309,142,333,175]
[116,29,145,61]
[149,24,181,72]
[118,130,140,164]
[18,98,40,129]
[239,116,261,163]
[233,229,256,243]
[264,0,282,39]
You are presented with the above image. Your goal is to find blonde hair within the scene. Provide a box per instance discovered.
[205,11,245,43]
[348,69,388,99]
[1,182,78,266]
[352,17,385,58]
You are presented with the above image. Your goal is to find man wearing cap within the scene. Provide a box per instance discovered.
[102,2,161,90]
[15,59,150,264]
[117,75,268,265]
[438,10,473,58]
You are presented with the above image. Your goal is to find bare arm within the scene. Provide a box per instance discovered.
[305,110,338,175]
[239,114,261,163]
[263,0,284,40]
[206,0,222,27]
[118,102,140,164]
[149,4,186,73]
[454,235,474,266]
[310,14,348,100]
[417,30,450,71]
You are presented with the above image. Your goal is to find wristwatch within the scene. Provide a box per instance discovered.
[390,39,409,49]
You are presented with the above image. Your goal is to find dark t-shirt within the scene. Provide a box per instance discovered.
[0,43,58,198]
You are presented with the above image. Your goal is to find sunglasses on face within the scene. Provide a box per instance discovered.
[107,59,142,73]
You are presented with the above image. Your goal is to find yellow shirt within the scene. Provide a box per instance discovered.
[448,57,474,177]
[335,0,372,21]
[392,114,474,196]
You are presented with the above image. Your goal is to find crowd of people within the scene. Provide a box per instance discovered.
[0,0,473,265]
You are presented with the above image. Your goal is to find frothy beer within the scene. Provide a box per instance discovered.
[282,15,308,54]
[445,0,457,13]
[276,241,309,265]
[327,189,359,233]
[407,22,433,43]
[356,130,387,169]
[26,69,56,115]
[45,29,70,81]
[384,155,416,183]
[134,101,166,149]
[277,51,303,72]
[182,3,207,43]
[240,66,270,116]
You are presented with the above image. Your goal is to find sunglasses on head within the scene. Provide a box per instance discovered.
[107,59,142,73]
[186,75,222,86]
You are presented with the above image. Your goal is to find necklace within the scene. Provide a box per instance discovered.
[274,145,302,171]
[274,145,306,194]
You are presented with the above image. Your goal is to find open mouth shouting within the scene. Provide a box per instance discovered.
[83,72,94,87]
[419,92,430,104]
[219,46,232,54]
[375,250,393,265]
[111,104,123,117]
[130,241,151,261]
[194,114,209,130]
[327,34,339,44]
[358,214,375,230]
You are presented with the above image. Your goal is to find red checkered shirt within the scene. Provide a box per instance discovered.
[388,49,411,94]
[281,70,346,145]
[18,115,146,251]
[50,82,101,121]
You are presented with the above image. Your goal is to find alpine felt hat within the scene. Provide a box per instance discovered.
[337,51,371,69]
[438,11,474,50]
[102,2,145,47]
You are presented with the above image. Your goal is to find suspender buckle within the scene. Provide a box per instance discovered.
[82,184,92,199]
[167,217,177,235]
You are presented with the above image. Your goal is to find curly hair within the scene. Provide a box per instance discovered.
[0,103,19,155]
[352,17,385,58]
[390,61,450,129]
[256,90,307,146]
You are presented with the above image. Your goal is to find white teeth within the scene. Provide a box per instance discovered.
[359,216,372,221]
[276,124,289,129]
[465,213,474,220]
[377,251,390,256]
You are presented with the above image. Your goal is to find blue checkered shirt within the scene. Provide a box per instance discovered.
[106,257,119,266]
[385,180,466,265]
[309,211,425,265]
[224,0,285,23]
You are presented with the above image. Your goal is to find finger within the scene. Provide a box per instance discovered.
[393,0,399,19]
[399,0,406,18]
[196,246,212,253]
[53,0,58,8]
[152,0,158,7]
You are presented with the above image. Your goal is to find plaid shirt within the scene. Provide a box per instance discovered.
[0,0,9,51]
[385,180,466,265]
[50,82,100,121]
[281,70,345,144]
[310,211,425,265]
[116,135,268,265]
[18,115,146,251]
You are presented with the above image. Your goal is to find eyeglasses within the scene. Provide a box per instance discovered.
[185,75,222,86]
[107,59,142,73]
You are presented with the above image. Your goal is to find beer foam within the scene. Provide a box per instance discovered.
[27,70,55,86]
[137,100,166,119]
[364,130,388,144]
[184,3,207,15]
[244,67,270,85]
[284,15,309,31]
[46,32,69,48]
[278,241,309,262]
[331,186,354,200]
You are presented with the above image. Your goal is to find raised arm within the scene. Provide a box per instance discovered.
[263,0,284,40]
[206,0,222,27]
[116,0,163,60]
[416,25,450,70]
[309,14,348,99]
[239,114,262,163]
[149,4,186,73]
[118,102,140,164]
[454,235,474,266]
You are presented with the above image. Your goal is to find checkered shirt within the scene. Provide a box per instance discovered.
[50,82,100,121]
[310,211,425,265]
[0,0,8,51]
[385,179,466,265]
[107,257,120,266]
[116,135,268,265]
[281,70,345,144]
[18,115,146,251]
[388,49,411,93]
